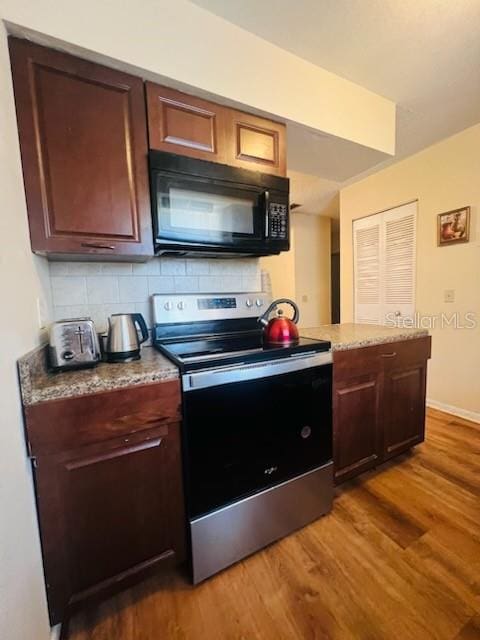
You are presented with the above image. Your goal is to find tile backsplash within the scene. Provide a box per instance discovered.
[49,258,262,332]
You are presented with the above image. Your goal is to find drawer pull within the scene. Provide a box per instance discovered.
[66,437,162,470]
[81,242,115,250]
[381,352,397,358]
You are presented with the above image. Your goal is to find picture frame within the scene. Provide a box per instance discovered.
[437,206,470,246]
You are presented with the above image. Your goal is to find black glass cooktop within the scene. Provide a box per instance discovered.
[156,332,331,373]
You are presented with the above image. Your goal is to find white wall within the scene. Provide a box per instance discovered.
[0,22,51,640]
[0,0,395,155]
[294,214,331,327]
[340,123,480,419]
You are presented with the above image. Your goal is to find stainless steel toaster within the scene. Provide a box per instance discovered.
[48,318,101,371]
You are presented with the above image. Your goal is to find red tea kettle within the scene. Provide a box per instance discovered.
[258,298,300,345]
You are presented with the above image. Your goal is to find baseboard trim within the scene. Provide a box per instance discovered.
[427,398,480,424]
[50,624,61,640]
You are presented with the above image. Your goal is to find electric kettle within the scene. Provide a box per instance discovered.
[258,298,300,345]
[105,313,148,362]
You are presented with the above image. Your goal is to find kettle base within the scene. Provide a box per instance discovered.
[106,350,141,363]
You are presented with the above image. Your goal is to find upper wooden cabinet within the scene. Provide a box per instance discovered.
[9,38,153,259]
[226,110,286,176]
[146,82,228,164]
[146,82,286,176]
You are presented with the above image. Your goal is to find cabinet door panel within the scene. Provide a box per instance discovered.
[35,424,185,624]
[146,83,227,162]
[383,364,427,459]
[226,110,286,176]
[333,373,382,483]
[9,38,152,257]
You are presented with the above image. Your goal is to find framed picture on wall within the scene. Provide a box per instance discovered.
[437,206,470,246]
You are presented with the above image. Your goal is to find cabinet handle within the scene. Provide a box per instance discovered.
[81,242,115,250]
[65,437,162,470]
[381,352,397,358]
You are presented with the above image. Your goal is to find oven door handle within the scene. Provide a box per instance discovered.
[182,351,332,391]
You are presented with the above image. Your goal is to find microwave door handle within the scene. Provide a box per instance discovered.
[264,190,270,237]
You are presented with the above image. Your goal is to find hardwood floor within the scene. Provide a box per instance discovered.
[67,409,480,640]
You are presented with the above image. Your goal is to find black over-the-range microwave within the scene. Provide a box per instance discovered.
[149,151,290,257]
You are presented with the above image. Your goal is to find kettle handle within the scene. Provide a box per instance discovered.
[258,298,300,326]
[133,313,149,344]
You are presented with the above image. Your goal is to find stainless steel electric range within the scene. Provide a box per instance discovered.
[152,292,333,583]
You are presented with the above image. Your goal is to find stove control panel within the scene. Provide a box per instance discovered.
[198,297,236,310]
[153,293,271,325]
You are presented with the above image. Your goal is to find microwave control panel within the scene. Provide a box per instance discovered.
[269,203,288,239]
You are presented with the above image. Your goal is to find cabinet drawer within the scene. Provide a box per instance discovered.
[333,336,431,380]
[25,380,181,456]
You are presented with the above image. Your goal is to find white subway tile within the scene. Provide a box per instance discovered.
[160,258,186,275]
[148,276,175,295]
[219,276,244,292]
[198,276,222,292]
[118,276,149,303]
[53,305,89,321]
[135,302,153,328]
[86,276,119,304]
[49,262,69,276]
[241,259,260,275]
[88,305,108,333]
[242,274,262,292]
[51,276,87,306]
[174,276,199,293]
[68,262,103,276]
[208,258,252,276]
[103,303,137,320]
[186,259,210,275]
[132,259,161,276]
[101,263,133,275]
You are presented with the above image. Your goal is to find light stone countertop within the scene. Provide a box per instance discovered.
[300,323,429,351]
[18,345,179,406]
[18,324,429,406]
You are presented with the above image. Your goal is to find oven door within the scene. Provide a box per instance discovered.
[152,170,267,252]
[182,355,332,519]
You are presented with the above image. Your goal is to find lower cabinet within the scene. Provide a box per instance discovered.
[24,381,185,625]
[333,372,382,482]
[333,336,431,484]
[383,359,428,460]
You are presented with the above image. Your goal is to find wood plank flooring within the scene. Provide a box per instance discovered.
[67,409,480,640]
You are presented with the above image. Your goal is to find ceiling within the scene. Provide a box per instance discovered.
[288,169,339,217]
[192,0,480,186]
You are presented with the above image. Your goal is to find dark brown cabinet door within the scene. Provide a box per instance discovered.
[34,423,185,624]
[146,83,287,175]
[333,372,382,483]
[146,82,227,163]
[383,363,427,460]
[226,110,286,176]
[9,38,153,258]
[333,337,431,484]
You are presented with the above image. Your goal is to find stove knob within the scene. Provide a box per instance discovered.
[246,299,253,308]
[177,301,185,310]
[164,301,172,311]
[255,298,263,307]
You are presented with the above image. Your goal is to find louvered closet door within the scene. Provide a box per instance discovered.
[381,202,417,325]
[353,213,382,324]
[353,202,417,325]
